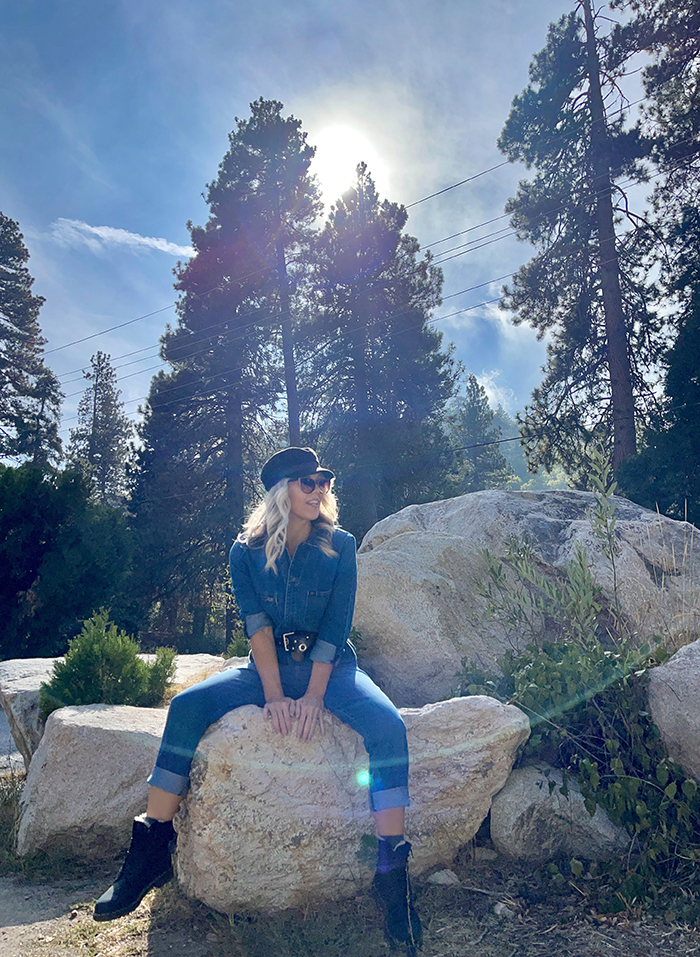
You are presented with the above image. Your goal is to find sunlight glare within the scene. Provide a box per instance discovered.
[311,125,390,207]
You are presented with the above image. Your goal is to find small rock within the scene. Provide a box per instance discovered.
[472,846,498,862]
[494,901,516,918]
[427,869,461,886]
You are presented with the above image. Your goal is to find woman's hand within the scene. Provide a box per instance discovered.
[262,696,296,736]
[293,694,325,742]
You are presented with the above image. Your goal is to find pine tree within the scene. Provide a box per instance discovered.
[130,99,318,645]
[301,164,457,538]
[0,212,62,464]
[617,0,700,520]
[67,351,131,503]
[444,375,515,493]
[498,3,656,480]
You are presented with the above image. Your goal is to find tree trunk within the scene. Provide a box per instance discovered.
[349,304,379,534]
[224,361,245,648]
[582,0,637,468]
[276,239,301,446]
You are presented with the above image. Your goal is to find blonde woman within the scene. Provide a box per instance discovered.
[94,447,421,955]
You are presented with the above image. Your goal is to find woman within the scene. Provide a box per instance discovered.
[94,447,421,954]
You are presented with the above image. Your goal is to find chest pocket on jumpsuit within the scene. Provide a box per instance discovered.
[305,589,331,623]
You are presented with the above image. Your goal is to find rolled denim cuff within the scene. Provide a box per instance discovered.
[245,611,273,638]
[147,766,190,797]
[309,639,338,664]
[369,786,410,812]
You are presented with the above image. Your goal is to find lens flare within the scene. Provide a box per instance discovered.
[356,769,371,787]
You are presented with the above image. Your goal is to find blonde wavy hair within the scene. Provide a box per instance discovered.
[238,476,339,572]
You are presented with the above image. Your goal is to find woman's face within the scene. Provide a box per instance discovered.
[287,473,329,522]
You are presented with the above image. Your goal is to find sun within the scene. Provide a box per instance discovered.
[310,125,390,207]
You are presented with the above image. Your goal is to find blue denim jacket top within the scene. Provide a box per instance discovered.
[229,526,357,664]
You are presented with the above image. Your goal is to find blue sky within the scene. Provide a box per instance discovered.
[1,0,572,442]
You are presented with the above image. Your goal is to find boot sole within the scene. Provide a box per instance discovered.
[93,868,173,922]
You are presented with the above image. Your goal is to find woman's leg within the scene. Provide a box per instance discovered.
[94,664,266,921]
[323,663,421,954]
[323,662,410,813]
[147,663,266,802]
[374,806,405,837]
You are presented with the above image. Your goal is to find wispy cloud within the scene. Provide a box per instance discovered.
[49,218,194,257]
[477,369,516,413]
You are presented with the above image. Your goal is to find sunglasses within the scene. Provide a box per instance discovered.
[294,475,331,493]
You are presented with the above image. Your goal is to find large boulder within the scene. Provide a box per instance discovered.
[17,704,167,859]
[648,638,700,782]
[490,765,630,863]
[175,695,529,913]
[0,658,60,767]
[353,490,700,706]
[0,654,228,768]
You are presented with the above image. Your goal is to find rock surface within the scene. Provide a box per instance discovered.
[648,638,700,783]
[0,659,60,767]
[16,704,167,859]
[490,765,630,863]
[0,654,227,768]
[354,490,700,706]
[175,695,529,912]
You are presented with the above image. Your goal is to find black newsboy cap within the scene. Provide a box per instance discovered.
[260,447,335,491]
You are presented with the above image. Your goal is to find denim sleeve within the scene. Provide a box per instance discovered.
[229,540,273,638]
[310,533,357,663]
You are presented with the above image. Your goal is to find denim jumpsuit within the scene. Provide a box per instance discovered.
[148,526,410,812]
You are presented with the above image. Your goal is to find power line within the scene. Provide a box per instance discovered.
[46,87,663,363]
[405,162,511,209]
[44,304,176,356]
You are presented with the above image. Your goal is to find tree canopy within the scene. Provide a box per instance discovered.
[0,212,62,465]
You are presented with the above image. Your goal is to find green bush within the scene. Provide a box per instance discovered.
[458,456,700,916]
[39,610,176,720]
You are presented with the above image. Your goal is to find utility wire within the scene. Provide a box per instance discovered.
[57,143,696,409]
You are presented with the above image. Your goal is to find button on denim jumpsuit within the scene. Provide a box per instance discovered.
[148,526,410,812]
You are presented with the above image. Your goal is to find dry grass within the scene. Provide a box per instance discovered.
[6,855,700,957]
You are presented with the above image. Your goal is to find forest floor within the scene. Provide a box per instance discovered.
[3,850,700,957]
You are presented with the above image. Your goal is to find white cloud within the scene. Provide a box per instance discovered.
[49,218,194,258]
[477,369,516,413]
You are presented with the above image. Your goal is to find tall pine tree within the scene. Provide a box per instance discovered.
[498,3,656,480]
[301,164,457,538]
[131,99,319,646]
[67,351,131,504]
[0,213,62,464]
[444,375,515,493]
[616,0,700,520]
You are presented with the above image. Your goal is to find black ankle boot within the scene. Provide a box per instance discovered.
[371,839,423,955]
[94,815,176,921]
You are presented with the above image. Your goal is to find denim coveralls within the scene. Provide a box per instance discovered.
[148,526,410,812]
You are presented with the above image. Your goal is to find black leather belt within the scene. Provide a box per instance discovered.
[277,631,318,659]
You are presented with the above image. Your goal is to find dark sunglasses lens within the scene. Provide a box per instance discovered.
[299,477,330,493]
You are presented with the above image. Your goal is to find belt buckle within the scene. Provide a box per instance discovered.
[282,631,294,652]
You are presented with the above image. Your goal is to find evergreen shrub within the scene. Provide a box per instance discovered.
[39,610,176,720]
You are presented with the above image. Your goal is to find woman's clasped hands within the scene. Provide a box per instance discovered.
[262,694,325,741]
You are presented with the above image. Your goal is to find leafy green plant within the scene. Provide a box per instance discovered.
[39,610,176,720]
[459,457,700,915]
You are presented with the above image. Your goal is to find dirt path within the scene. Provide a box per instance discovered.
[2,861,700,957]
[0,875,95,957]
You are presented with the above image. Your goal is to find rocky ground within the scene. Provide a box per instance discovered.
[3,853,700,957]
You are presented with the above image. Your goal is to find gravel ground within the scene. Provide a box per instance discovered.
[2,855,700,957]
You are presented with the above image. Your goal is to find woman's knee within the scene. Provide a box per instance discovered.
[365,703,407,751]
